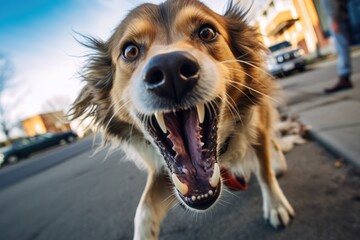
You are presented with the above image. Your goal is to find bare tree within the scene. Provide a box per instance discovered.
[0,54,17,145]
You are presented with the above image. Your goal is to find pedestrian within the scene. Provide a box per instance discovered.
[320,0,353,93]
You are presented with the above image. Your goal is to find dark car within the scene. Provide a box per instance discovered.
[0,131,77,166]
[266,41,306,77]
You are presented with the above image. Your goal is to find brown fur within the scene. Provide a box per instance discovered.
[70,1,294,239]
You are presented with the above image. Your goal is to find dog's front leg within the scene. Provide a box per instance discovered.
[134,171,174,240]
[254,130,295,229]
[270,139,287,176]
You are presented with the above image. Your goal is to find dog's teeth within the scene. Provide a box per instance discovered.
[191,196,196,201]
[208,190,213,196]
[209,163,220,188]
[155,112,167,133]
[172,173,188,195]
[196,103,205,124]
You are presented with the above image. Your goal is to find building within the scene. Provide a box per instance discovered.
[22,111,71,137]
[256,0,360,58]
[256,0,331,57]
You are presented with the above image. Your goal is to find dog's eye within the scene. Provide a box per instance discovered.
[198,25,217,42]
[123,44,140,61]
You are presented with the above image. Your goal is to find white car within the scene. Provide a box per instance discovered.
[266,41,306,77]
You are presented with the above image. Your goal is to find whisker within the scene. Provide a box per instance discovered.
[169,201,180,211]
[223,92,244,128]
[162,191,176,204]
[237,81,279,103]
[220,59,276,81]
[225,77,279,104]
[224,66,269,91]
[127,113,140,145]
[163,194,178,210]
[222,188,243,201]
[101,100,119,124]
[223,78,256,105]
[103,100,130,132]
[226,66,283,105]
[206,101,217,120]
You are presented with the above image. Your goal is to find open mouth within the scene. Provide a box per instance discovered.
[146,101,221,210]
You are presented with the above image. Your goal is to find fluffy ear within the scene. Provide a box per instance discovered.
[223,0,265,69]
[69,35,144,142]
[223,0,271,106]
[69,35,113,127]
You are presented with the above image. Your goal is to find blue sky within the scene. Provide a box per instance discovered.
[1,0,85,54]
[0,0,132,125]
[0,0,260,140]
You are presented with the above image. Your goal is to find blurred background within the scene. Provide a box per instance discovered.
[0,0,359,239]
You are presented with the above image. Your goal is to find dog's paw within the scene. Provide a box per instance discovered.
[263,190,295,229]
[266,203,295,228]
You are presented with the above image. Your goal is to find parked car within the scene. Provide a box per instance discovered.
[266,41,306,77]
[0,131,77,166]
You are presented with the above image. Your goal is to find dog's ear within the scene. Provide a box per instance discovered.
[223,1,271,106]
[69,35,113,127]
[69,35,144,142]
[223,0,265,66]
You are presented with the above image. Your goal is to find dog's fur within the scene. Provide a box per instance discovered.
[71,1,295,239]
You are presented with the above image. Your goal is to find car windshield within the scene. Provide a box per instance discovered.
[268,41,292,52]
[12,133,55,147]
[13,138,32,147]
[33,133,54,141]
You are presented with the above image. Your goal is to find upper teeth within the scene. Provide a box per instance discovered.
[155,112,167,133]
[209,163,220,188]
[196,103,205,124]
[154,103,205,133]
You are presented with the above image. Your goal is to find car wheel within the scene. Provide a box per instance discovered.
[8,155,19,164]
[67,136,75,143]
[59,139,67,145]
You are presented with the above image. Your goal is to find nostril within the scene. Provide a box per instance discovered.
[143,52,199,102]
[180,62,199,79]
[145,68,165,89]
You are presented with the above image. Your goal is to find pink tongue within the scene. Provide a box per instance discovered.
[165,109,202,162]
[184,110,203,162]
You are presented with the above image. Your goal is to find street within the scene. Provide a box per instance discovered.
[0,57,360,240]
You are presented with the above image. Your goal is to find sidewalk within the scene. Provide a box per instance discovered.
[279,50,360,168]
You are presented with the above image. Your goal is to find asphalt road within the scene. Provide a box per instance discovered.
[1,61,360,239]
[0,136,97,190]
[0,140,359,240]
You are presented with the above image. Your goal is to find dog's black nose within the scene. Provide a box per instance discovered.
[143,51,200,103]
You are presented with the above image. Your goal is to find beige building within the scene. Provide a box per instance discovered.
[22,111,71,137]
[256,0,331,57]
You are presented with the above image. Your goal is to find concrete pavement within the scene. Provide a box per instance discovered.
[278,50,360,168]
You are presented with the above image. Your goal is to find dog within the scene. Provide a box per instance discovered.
[70,0,295,239]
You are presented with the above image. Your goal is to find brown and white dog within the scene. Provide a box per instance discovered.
[71,0,295,239]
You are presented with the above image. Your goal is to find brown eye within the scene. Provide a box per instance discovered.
[123,44,139,60]
[198,26,217,42]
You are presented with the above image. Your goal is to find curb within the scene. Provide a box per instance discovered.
[308,129,360,169]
